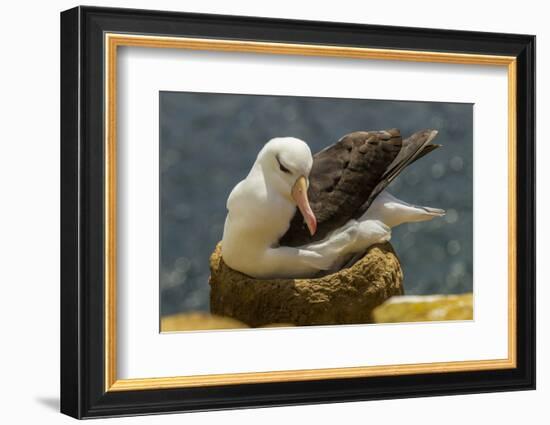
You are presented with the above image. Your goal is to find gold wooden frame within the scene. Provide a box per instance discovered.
[104,33,517,392]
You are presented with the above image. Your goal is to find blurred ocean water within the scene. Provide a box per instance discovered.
[160,91,473,317]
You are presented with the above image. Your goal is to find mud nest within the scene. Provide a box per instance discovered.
[209,242,404,327]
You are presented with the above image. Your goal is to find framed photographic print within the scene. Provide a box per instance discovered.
[60,6,536,419]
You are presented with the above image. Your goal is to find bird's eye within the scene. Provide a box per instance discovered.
[276,156,291,174]
[279,162,291,173]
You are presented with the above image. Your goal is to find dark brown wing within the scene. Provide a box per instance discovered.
[279,129,402,247]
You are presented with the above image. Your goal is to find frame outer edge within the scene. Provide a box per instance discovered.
[530,36,536,389]
[520,36,536,389]
[65,6,536,418]
[60,6,83,419]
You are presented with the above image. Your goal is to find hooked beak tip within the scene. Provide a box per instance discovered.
[308,219,317,236]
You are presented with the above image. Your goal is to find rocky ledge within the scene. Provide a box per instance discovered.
[372,293,473,323]
[161,291,473,332]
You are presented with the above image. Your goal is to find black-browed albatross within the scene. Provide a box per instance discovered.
[221,129,445,279]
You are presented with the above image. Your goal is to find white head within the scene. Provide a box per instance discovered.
[254,137,317,235]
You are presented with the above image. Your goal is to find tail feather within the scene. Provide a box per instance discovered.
[402,204,446,224]
[364,191,445,227]
[420,206,446,217]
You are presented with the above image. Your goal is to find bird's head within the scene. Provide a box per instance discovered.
[257,137,317,236]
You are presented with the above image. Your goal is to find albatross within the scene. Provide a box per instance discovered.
[221,128,445,279]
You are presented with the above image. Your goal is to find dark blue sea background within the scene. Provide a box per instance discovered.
[160,92,473,317]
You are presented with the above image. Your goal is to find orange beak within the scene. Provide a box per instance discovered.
[291,176,317,236]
